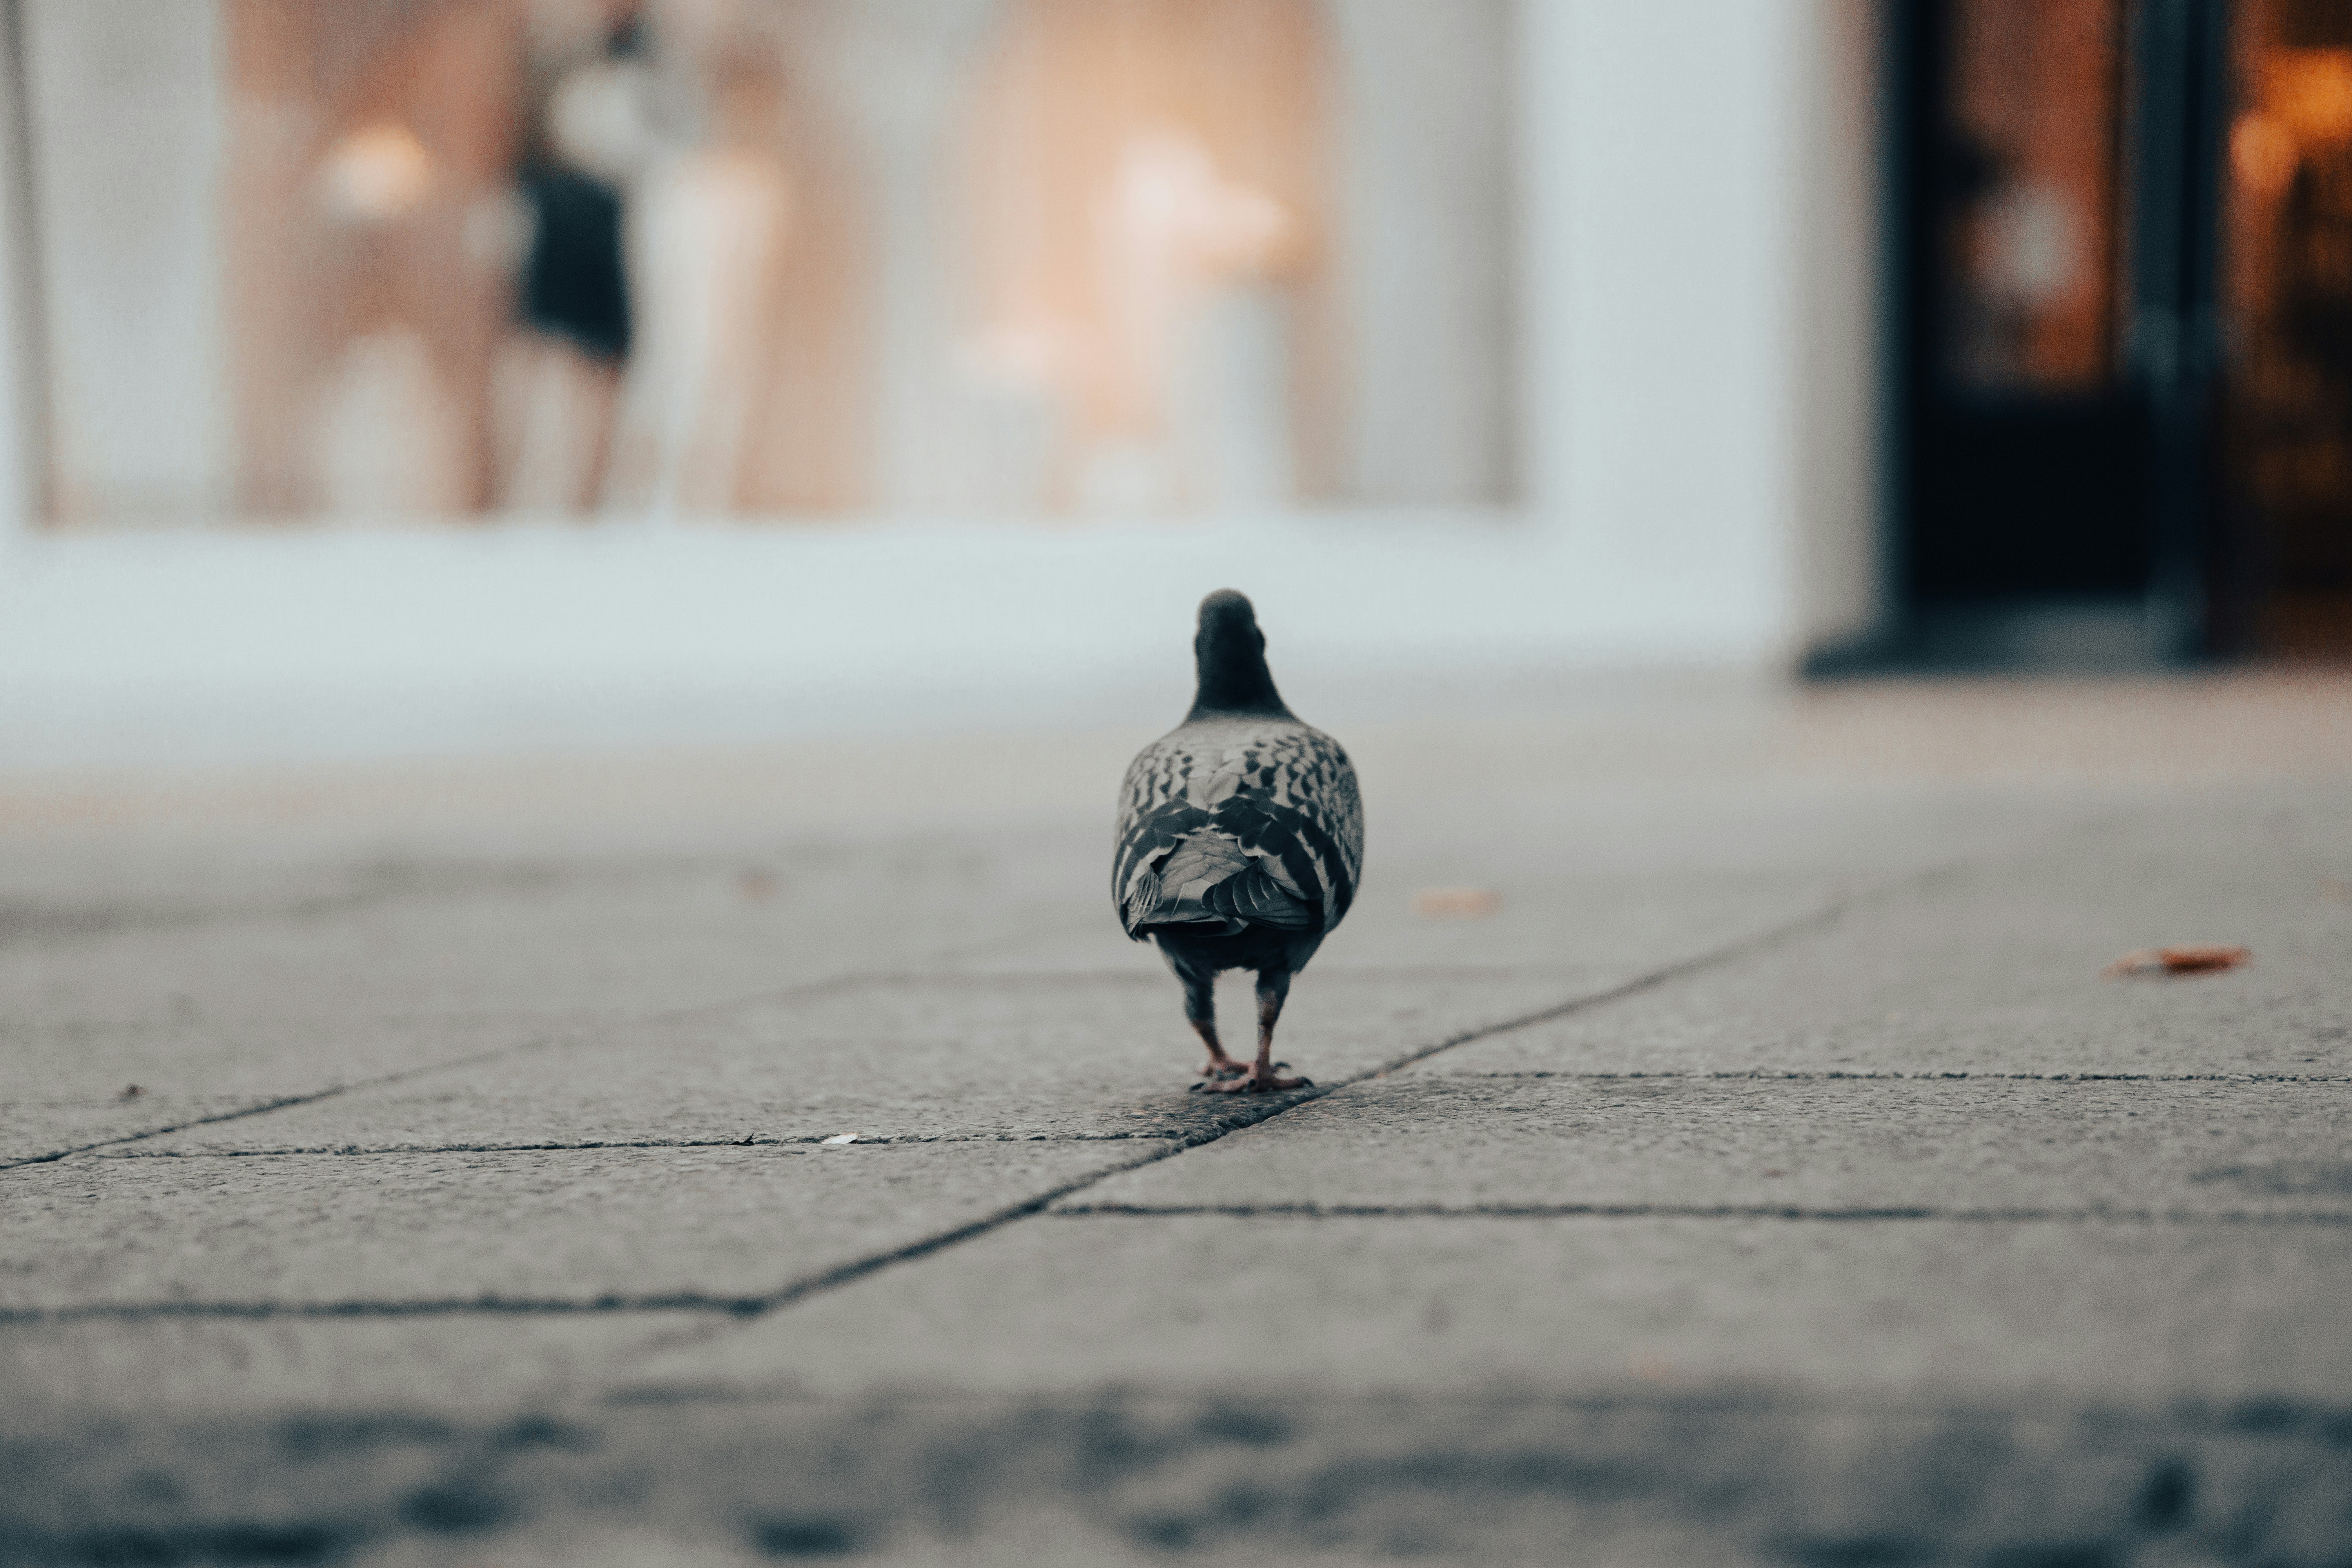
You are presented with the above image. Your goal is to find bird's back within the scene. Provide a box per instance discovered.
[1112,714,1363,941]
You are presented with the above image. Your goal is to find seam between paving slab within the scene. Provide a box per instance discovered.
[0,895,1178,1174]
[0,806,2114,1174]
[0,964,1613,1173]
[73,1070,2347,1161]
[44,1074,2349,1165]
[0,947,1071,1173]
[0,1079,501,1174]
[90,1134,1198,1157]
[73,1072,2352,1161]
[1049,1202,2352,1224]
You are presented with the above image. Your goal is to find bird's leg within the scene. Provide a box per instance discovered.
[1205,969,1311,1094]
[1183,969,1246,1081]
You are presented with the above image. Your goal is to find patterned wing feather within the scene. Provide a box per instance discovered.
[1113,720,1363,940]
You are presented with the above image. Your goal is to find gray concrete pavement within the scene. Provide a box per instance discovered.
[622,1213,2352,1407]
[1064,1075,2352,1215]
[4,677,2352,1565]
[4,1143,1129,1310]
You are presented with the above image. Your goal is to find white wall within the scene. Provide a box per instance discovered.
[1521,0,1885,664]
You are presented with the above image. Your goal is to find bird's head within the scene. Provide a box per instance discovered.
[1189,590,1291,719]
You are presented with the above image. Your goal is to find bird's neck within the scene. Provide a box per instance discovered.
[1188,644,1291,721]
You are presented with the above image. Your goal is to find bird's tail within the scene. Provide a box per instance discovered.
[1123,830,1313,938]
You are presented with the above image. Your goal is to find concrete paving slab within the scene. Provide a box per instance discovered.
[0,829,1105,1165]
[0,755,2076,1169]
[0,1317,724,1568]
[0,1142,1131,1311]
[0,851,809,1037]
[951,867,1846,981]
[944,775,2098,982]
[5,698,2349,1563]
[422,1396,2352,1568]
[1063,1074,2352,1216]
[0,1015,610,1169]
[1429,795,2352,1079]
[15,1390,2352,1568]
[0,1311,704,1419]
[620,1214,2352,1407]
[116,967,1641,1153]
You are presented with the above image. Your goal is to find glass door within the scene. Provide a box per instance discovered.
[1893,0,2229,657]
[1899,0,2145,607]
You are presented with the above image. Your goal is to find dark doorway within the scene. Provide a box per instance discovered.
[1890,0,2230,664]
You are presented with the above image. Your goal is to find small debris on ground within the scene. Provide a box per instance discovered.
[1413,887,1502,919]
[820,1133,859,1145]
[2104,945,2251,978]
[118,1084,141,1100]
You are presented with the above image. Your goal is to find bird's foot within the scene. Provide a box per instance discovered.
[1196,1063,1311,1094]
[1190,1060,1290,1091]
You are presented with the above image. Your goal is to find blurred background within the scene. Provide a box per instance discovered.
[0,0,2342,768]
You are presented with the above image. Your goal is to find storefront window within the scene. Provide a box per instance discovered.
[15,0,1517,526]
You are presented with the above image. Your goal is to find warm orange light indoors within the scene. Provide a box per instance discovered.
[957,0,1337,510]
[1943,0,2124,391]
[2223,10,2352,655]
[317,123,436,226]
[2232,112,2300,200]
[2263,48,2352,146]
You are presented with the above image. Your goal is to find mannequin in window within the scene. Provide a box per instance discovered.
[498,11,648,512]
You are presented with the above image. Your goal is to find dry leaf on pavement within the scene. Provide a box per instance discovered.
[2103,944,2251,978]
[1414,887,1502,919]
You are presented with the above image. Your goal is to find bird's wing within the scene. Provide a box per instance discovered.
[1113,731,1196,922]
[1246,726,1363,929]
[1113,723,1362,936]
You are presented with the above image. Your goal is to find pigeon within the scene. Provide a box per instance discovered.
[1113,590,1363,1093]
